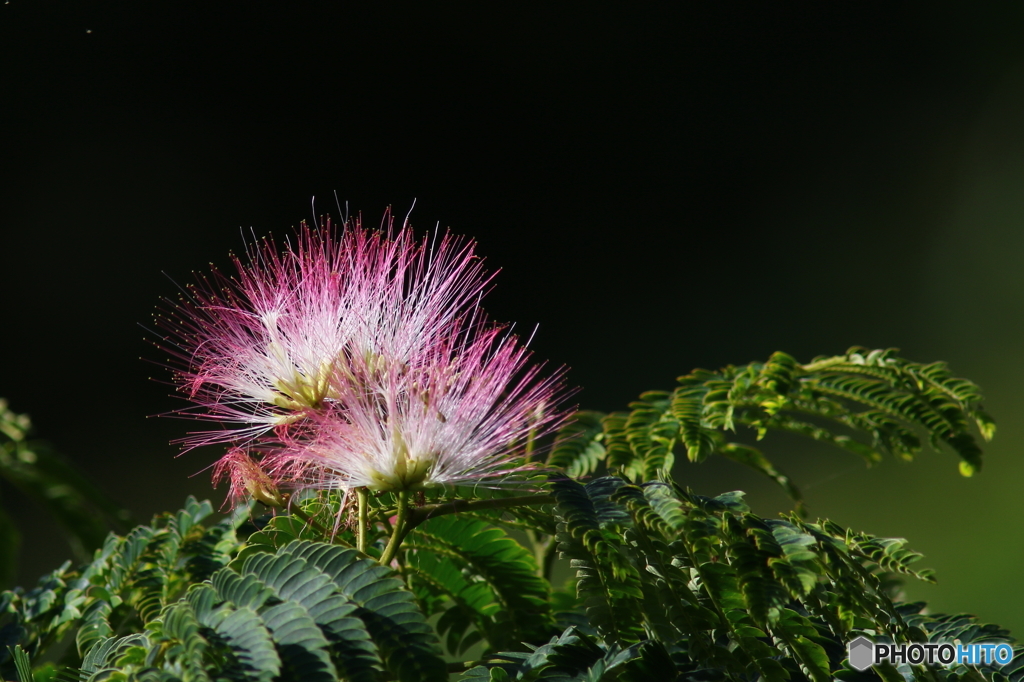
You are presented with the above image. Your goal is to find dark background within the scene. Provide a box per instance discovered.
[4,2,1024,631]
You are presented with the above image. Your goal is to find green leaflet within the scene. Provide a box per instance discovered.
[284,540,448,682]
[671,386,716,464]
[624,392,678,480]
[204,604,280,682]
[405,514,552,654]
[598,412,632,478]
[0,497,241,678]
[75,599,113,658]
[255,601,337,682]
[407,549,496,655]
[771,608,833,682]
[229,550,380,682]
[543,349,992,506]
[230,512,331,569]
[615,486,720,650]
[79,633,149,677]
[845,533,936,584]
[551,478,645,646]
[28,536,442,682]
[518,474,1019,682]
[547,411,607,478]
[9,645,32,682]
[487,627,605,681]
[159,601,213,682]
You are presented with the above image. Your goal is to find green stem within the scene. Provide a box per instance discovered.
[376,492,556,568]
[800,356,847,372]
[378,490,411,566]
[527,529,556,580]
[524,426,538,461]
[408,493,555,530]
[524,402,545,462]
[356,488,369,554]
[282,493,352,547]
[284,495,331,536]
[378,660,489,681]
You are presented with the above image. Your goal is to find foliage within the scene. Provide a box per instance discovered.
[0,349,1017,682]
[548,347,995,511]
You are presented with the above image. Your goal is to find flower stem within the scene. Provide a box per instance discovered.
[356,487,369,554]
[378,490,411,566]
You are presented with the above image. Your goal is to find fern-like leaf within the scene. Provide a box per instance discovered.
[285,540,448,682]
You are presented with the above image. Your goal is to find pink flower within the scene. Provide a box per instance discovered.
[154,211,494,451]
[213,448,286,508]
[268,318,567,493]
[157,208,570,498]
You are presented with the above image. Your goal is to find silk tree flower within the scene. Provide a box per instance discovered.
[213,448,287,508]
[153,211,494,450]
[267,318,569,494]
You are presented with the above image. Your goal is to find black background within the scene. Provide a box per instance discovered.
[5,3,1024,630]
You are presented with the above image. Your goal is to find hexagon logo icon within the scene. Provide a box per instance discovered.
[848,636,875,671]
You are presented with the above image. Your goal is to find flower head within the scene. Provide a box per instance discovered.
[154,211,495,450]
[156,208,570,501]
[213,448,286,508]
[269,319,567,493]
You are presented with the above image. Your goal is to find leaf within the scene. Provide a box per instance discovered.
[213,606,281,682]
[0,346,1004,682]
[159,601,213,682]
[187,591,281,682]
[232,550,381,682]
[75,599,113,658]
[601,413,634,476]
[547,411,607,478]
[9,645,33,682]
[666,348,995,497]
[622,392,678,481]
[231,514,326,569]
[260,602,337,682]
[284,540,448,682]
[406,549,494,654]
[551,478,644,645]
[79,634,149,675]
[671,386,715,463]
[406,514,552,652]
[773,610,831,682]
